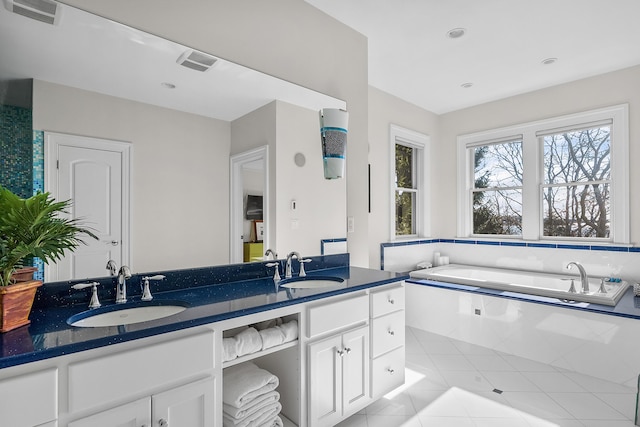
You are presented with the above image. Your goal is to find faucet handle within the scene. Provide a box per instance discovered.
[266,262,281,282]
[72,282,102,308]
[299,258,312,277]
[140,275,165,301]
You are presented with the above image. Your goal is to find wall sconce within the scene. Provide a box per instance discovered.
[319,108,348,179]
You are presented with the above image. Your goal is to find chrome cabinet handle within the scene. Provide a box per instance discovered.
[159,419,168,427]
[337,349,345,357]
[344,347,351,354]
[110,240,119,246]
[388,298,395,304]
[388,329,395,336]
[387,368,395,375]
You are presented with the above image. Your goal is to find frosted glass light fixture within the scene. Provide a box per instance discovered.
[319,108,348,179]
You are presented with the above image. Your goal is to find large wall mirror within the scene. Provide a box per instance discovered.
[0,2,346,280]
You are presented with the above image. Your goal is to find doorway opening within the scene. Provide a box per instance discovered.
[230,146,269,264]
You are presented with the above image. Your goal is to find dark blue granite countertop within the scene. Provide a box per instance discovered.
[407,278,640,319]
[0,256,407,370]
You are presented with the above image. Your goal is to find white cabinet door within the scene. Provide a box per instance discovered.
[308,334,342,427]
[308,325,370,427]
[342,325,370,415]
[68,397,150,427]
[153,377,215,427]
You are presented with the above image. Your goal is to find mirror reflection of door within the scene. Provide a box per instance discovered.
[243,163,264,263]
[230,146,269,264]
[45,132,131,281]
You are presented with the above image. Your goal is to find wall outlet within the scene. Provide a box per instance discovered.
[347,216,355,233]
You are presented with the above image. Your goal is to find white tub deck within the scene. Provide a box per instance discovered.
[409,264,629,306]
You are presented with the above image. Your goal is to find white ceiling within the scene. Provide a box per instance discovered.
[0,3,344,121]
[305,0,640,114]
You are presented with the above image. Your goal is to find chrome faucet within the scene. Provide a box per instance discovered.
[106,259,117,276]
[116,265,132,303]
[264,248,278,260]
[285,251,300,278]
[567,261,589,293]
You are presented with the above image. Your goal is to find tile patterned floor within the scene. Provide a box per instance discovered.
[337,326,637,427]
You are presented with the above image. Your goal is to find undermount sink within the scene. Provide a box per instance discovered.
[67,300,189,328]
[279,276,345,289]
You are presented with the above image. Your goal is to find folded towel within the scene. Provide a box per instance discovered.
[252,318,282,330]
[277,320,298,343]
[223,391,280,420]
[235,327,262,357]
[222,402,281,427]
[223,337,238,362]
[262,416,283,427]
[259,327,285,350]
[223,362,279,408]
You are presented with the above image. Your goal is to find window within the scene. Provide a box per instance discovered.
[457,105,629,243]
[472,139,523,235]
[542,125,611,238]
[390,125,429,240]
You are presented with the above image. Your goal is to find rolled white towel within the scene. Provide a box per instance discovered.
[252,318,282,330]
[235,327,262,357]
[222,401,281,427]
[277,320,298,343]
[223,337,238,362]
[267,416,284,427]
[259,327,285,350]
[223,390,280,420]
[223,362,279,408]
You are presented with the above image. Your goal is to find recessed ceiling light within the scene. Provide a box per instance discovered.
[161,82,176,89]
[446,28,466,39]
[461,82,473,89]
[541,57,558,65]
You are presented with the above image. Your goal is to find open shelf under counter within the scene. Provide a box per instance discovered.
[222,339,298,368]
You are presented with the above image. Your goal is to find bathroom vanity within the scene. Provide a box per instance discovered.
[0,259,407,427]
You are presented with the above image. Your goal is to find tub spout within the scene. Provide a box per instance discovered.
[567,262,589,293]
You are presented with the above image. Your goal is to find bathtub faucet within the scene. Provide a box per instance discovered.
[567,262,589,293]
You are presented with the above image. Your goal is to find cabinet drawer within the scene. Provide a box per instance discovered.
[371,346,405,399]
[370,284,404,318]
[69,331,214,412]
[308,294,368,338]
[0,368,57,427]
[371,310,405,358]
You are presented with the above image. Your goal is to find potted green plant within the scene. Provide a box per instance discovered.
[0,185,97,332]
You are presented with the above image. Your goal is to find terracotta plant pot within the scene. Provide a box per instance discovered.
[0,280,42,332]
[11,267,38,283]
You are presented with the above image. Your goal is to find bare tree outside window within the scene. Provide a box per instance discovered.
[542,126,611,238]
[472,141,523,235]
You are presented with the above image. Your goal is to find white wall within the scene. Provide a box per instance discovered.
[367,86,439,268]
[275,101,346,258]
[60,0,370,267]
[33,80,231,272]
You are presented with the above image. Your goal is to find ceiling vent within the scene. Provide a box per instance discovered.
[176,50,217,72]
[4,0,61,25]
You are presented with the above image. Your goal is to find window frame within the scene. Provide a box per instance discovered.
[457,104,629,243]
[389,124,430,241]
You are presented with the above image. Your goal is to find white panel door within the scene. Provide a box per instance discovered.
[308,334,342,427]
[46,133,130,281]
[152,377,216,427]
[341,325,370,415]
[67,397,150,427]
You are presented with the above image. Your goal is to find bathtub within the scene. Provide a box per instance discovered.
[409,264,629,306]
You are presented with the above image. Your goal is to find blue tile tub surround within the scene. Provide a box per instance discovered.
[0,253,409,369]
[380,238,640,270]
